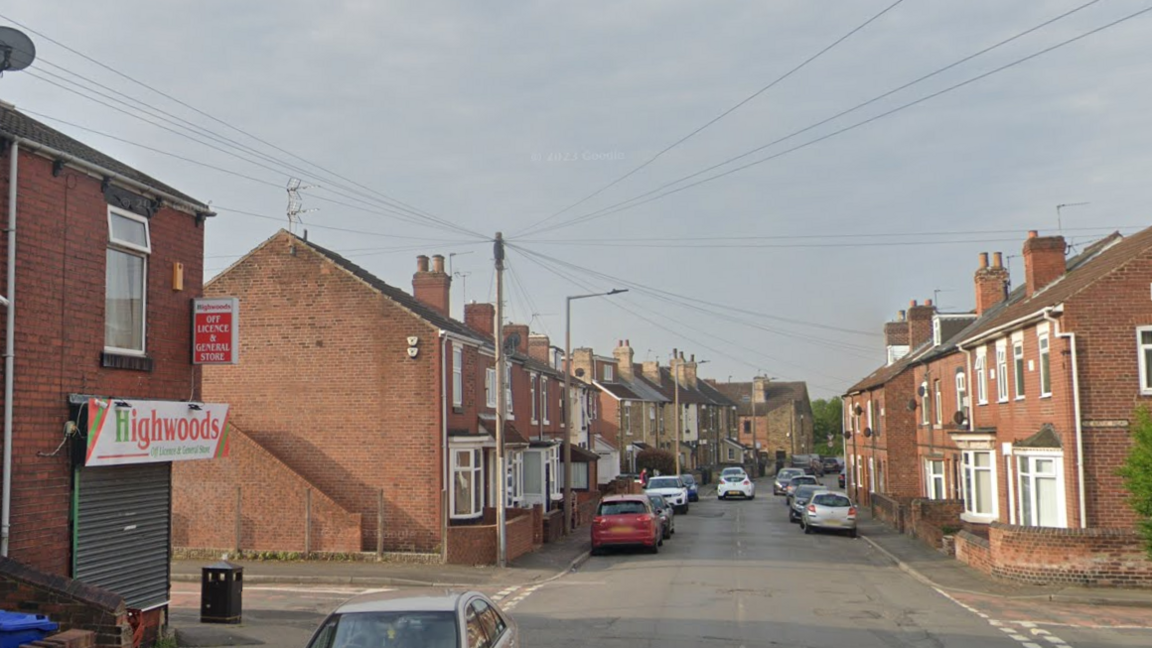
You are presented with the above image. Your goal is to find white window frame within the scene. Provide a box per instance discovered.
[530,373,538,424]
[506,451,524,508]
[1139,327,1152,396]
[933,379,943,426]
[603,364,614,382]
[961,449,998,521]
[105,207,151,355]
[1016,450,1066,528]
[1038,327,1052,398]
[451,448,483,519]
[996,342,1009,403]
[921,382,930,425]
[623,401,633,436]
[1013,333,1026,400]
[505,364,514,418]
[452,346,464,408]
[975,352,988,405]
[868,456,876,493]
[541,379,550,424]
[866,399,874,431]
[486,368,497,408]
[955,370,968,424]
[926,459,946,500]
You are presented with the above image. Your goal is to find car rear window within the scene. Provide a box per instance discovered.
[599,500,648,515]
[813,494,852,507]
[647,477,681,489]
[680,475,696,485]
[724,474,746,482]
[310,611,458,648]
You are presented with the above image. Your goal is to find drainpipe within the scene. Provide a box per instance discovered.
[440,332,449,563]
[2,140,17,557]
[1044,308,1086,528]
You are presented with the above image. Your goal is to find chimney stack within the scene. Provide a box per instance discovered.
[753,375,769,403]
[572,348,595,383]
[642,360,661,384]
[974,251,1010,315]
[528,334,551,363]
[412,254,451,317]
[464,302,495,338]
[907,299,936,348]
[1023,231,1067,297]
[503,323,530,355]
[613,339,635,382]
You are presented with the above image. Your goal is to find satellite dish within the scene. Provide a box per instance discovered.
[952,410,967,426]
[575,368,585,377]
[906,398,918,412]
[0,27,35,73]
[853,405,863,416]
[863,427,873,438]
[503,332,521,354]
[843,430,852,439]
[917,385,927,397]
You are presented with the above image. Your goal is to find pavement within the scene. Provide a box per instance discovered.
[856,510,1152,608]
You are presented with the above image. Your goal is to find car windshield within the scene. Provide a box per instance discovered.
[308,611,458,648]
[777,469,802,480]
[791,476,817,485]
[599,500,648,516]
[813,494,853,508]
[793,485,821,500]
[647,477,682,489]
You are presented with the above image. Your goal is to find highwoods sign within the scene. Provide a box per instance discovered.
[193,297,239,365]
[85,399,231,467]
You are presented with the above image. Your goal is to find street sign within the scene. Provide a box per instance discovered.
[85,398,231,466]
[193,298,239,364]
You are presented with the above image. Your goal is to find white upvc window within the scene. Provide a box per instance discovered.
[451,449,483,519]
[962,450,997,519]
[1138,327,1152,395]
[868,456,876,492]
[505,364,514,417]
[506,451,524,507]
[105,207,151,354]
[1017,452,1066,528]
[452,346,463,408]
[603,364,614,381]
[934,379,942,426]
[856,455,863,490]
[926,460,946,500]
[920,382,930,425]
[485,368,497,408]
[996,342,1009,403]
[530,374,538,423]
[541,379,550,424]
[623,401,633,436]
[975,353,988,405]
[1038,328,1052,398]
[1013,334,1026,400]
[955,370,968,425]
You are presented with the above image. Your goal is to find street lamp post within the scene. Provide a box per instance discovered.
[563,288,627,535]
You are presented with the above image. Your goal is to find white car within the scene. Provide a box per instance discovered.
[718,470,755,499]
[645,476,690,514]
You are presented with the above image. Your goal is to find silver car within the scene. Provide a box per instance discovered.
[800,490,858,538]
[647,493,676,539]
[773,468,805,495]
[305,588,518,648]
[788,484,824,523]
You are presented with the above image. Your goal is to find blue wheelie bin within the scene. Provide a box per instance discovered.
[0,611,58,648]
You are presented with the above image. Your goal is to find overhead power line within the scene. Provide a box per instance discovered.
[524,0,1130,237]
[515,0,908,237]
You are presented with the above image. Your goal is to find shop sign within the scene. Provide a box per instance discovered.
[85,399,231,467]
[193,298,239,364]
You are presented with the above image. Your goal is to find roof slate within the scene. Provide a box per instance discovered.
[713,381,811,416]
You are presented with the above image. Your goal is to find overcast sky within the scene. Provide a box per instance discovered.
[3,1,1149,398]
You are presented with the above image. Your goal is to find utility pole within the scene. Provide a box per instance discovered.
[673,353,681,476]
[493,232,507,568]
[750,378,757,471]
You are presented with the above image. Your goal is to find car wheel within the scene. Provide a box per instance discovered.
[663,526,671,540]
[803,521,813,535]
[683,504,690,514]
[648,542,659,554]
[658,535,664,547]
[849,528,858,539]
[670,524,675,535]
[590,546,602,556]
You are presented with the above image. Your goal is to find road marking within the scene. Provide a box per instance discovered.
[498,583,546,611]
[933,588,1077,648]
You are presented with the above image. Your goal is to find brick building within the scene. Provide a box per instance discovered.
[715,377,814,474]
[0,104,218,645]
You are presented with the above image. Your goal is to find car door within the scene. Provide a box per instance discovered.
[468,597,517,647]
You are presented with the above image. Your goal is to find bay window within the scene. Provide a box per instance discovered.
[962,450,996,518]
[105,208,150,354]
[452,449,482,518]
[1017,453,1064,527]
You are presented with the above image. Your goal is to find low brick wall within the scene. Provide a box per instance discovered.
[447,509,536,565]
[0,557,131,648]
[542,509,564,543]
[907,498,964,550]
[871,493,911,532]
[954,530,993,575]
[576,491,602,528]
[988,523,1152,588]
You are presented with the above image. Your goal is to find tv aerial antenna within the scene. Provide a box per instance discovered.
[286,178,317,235]
[1056,202,1089,235]
[0,27,35,76]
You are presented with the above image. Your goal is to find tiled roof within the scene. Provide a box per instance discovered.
[299,233,488,344]
[960,230,1144,343]
[0,103,207,209]
[698,379,738,407]
[648,367,712,405]
[597,382,643,400]
[714,381,811,416]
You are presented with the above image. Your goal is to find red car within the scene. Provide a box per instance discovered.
[591,494,662,555]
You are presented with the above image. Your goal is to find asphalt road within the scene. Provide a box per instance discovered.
[170,480,1152,647]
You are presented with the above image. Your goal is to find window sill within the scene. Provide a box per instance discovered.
[960,512,996,524]
[1040,394,1052,400]
[101,352,154,372]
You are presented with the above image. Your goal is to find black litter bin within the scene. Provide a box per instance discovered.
[201,560,243,624]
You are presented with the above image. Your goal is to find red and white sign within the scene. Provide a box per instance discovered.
[193,298,239,364]
[85,399,231,467]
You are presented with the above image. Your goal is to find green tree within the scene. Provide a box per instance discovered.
[1119,406,1152,557]
[636,448,676,476]
[811,397,844,456]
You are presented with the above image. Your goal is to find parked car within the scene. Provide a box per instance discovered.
[784,474,819,498]
[720,466,747,480]
[679,474,700,502]
[645,476,690,514]
[718,470,755,499]
[647,493,676,539]
[791,454,819,473]
[773,468,805,495]
[304,588,516,648]
[788,484,823,523]
[838,469,846,489]
[801,490,858,537]
[821,456,842,474]
[592,494,662,554]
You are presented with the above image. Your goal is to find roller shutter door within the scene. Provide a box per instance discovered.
[74,463,171,610]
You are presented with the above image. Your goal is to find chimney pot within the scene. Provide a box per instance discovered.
[925,299,933,307]
[690,354,695,362]
[993,252,1003,268]
[1028,230,1039,238]
[979,252,989,269]
[416,255,429,272]
[431,254,444,273]
[626,339,630,346]
[898,310,906,321]
[910,299,918,308]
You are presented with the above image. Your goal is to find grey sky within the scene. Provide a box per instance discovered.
[4,1,1150,398]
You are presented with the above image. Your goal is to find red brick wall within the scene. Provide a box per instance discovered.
[203,232,442,553]
[172,426,361,552]
[0,556,132,648]
[908,498,964,549]
[988,523,1152,588]
[446,512,535,565]
[0,148,205,576]
[954,530,993,575]
[871,493,910,531]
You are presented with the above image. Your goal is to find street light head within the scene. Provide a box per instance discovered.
[607,288,628,296]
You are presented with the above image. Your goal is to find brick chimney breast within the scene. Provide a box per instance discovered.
[528,334,551,363]
[1023,231,1067,297]
[412,254,451,317]
[572,348,595,383]
[907,300,937,348]
[642,360,661,384]
[974,251,1010,315]
[613,341,635,382]
[464,302,495,338]
[503,323,530,355]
